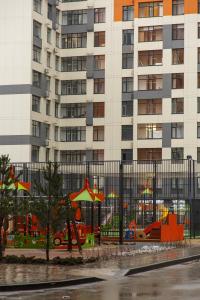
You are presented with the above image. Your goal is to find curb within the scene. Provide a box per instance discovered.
[0,277,105,292]
[125,254,200,276]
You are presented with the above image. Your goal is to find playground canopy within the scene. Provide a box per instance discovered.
[69,178,104,203]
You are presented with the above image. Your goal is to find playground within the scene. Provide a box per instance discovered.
[0,158,196,254]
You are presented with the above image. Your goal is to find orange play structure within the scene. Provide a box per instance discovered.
[140,213,184,242]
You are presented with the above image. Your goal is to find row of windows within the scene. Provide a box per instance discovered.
[121,1,197,20]
[62,8,105,25]
[32,145,200,164]
[31,121,200,142]
[32,71,200,98]
[32,147,104,163]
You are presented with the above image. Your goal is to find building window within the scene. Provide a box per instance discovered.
[171,148,184,160]
[93,102,104,118]
[172,73,184,89]
[45,124,50,140]
[61,56,86,72]
[32,95,40,113]
[54,126,59,141]
[46,148,50,162]
[93,150,104,161]
[62,32,87,48]
[172,98,184,114]
[61,80,86,95]
[46,100,51,116]
[33,20,41,39]
[197,147,200,163]
[94,79,105,94]
[33,46,41,63]
[138,148,162,161]
[60,127,86,142]
[93,126,104,141]
[48,4,53,20]
[94,55,105,70]
[172,48,184,64]
[32,70,41,88]
[62,10,87,25]
[122,53,133,69]
[122,77,133,93]
[137,124,162,139]
[60,150,86,163]
[198,48,200,64]
[121,149,133,162]
[122,101,133,117]
[123,6,134,21]
[94,32,105,47]
[47,52,51,68]
[61,103,86,118]
[122,125,133,141]
[47,28,51,44]
[138,50,162,66]
[171,123,184,139]
[94,8,105,23]
[198,73,200,88]
[55,56,60,71]
[197,122,200,138]
[172,24,184,40]
[138,99,162,115]
[32,120,41,137]
[138,75,163,90]
[172,0,184,15]
[197,98,200,113]
[138,2,163,18]
[138,26,163,42]
[31,146,40,162]
[55,102,59,118]
[33,0,42,14]
[171,177,184,189]
[56,32,60,48]
[54,150,59,162]
[123,30,134,45]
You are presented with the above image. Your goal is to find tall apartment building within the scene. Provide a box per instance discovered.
[1,0,200,163]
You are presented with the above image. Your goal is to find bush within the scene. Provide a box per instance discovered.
[0,255,98,265]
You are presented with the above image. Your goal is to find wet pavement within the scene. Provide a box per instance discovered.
[0,244,200,285]
[0,265,79,285]
[1,261,200,300]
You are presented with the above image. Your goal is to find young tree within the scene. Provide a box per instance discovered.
[0,155,19,258]
[31,162,67,261]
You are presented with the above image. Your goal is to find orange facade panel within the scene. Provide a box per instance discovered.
[185,0,198,14]
[114,0,198,21]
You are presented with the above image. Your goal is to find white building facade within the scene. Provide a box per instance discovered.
[0,0,200,163]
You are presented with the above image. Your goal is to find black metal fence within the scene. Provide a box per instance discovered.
[12,158,200,242]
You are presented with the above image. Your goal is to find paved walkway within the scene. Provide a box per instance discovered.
[1,240,200,285]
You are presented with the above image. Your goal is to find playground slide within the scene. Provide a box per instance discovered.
[143,221,161,235]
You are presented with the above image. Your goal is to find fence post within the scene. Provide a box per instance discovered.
[152,161,157,222]
[119,162,124,245]
[187,156,193,238]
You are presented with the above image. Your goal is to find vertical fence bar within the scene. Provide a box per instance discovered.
[119,162,124,245]
[153,161,157,222]
[187,156,193,238]
[192,159,196,238]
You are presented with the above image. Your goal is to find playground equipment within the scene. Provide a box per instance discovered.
[127,213,184,242]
